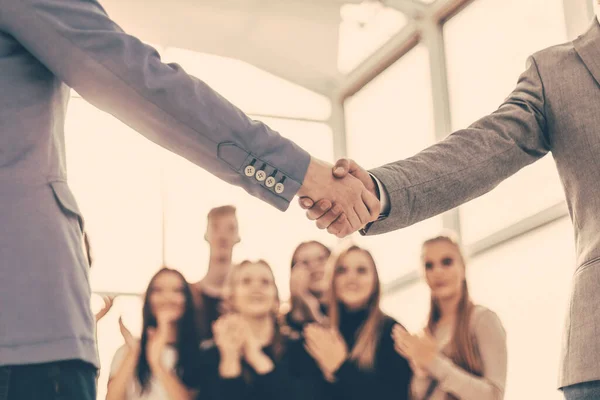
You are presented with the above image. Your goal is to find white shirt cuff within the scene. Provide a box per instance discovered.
[369,173,390,217]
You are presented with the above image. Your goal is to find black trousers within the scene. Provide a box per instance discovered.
[0,360,96,400]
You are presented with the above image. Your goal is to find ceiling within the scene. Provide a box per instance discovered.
[99,0,447,98]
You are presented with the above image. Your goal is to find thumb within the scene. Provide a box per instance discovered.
[332,158,350,178]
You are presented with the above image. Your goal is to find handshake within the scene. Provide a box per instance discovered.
[297,157,382,238]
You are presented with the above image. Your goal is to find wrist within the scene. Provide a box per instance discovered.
[149,359,165,374]
[245,350,273,374]
[219,356,242,378]
[298,157,326,198]
[244,346,265,362]
[330,356,347,374]
[220,350,242,363]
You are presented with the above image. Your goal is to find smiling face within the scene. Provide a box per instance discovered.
[229,261,279,318]
[148,270,187,324]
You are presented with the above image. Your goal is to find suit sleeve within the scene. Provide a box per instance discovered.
[364,56,549,235]
[0,0,310,211]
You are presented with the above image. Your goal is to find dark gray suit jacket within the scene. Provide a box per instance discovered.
[0,0,309,367]
[367,19,600,388]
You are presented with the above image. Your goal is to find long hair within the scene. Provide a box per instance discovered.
[327,245,384,370]
[289,241,332,323]
[222,260,285,381]
[422,234,483,378]
[137,267,201,393]
[290,241,331,269]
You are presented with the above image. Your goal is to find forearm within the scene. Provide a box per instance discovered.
[428,355,503,400]
[219,355,242,378]
[106,348,139,400]
[365,57,549,235]
[0,0,310,211]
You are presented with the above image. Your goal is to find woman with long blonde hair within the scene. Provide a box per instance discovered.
[393,233,507,400]
[199,259,323,400]
[303,245,412,400]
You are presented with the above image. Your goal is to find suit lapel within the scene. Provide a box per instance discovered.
[574,18,600,87]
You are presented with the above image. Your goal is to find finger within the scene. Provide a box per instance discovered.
[395,326,412,338]
[361,189,381,222]
[346,207,362,232]
[315,204,344,230]
[299,196,315,210]
[332,158,350,179]
[307,199,333,222]
[353,200,372,228]
[394,344,409,358]
[392,329,404,343]
[326,214,350,238]
[304,343,319,361]
[304,336,322,356]
[394,339,410,356]
[392,325,408,338]
[393,332,411,349]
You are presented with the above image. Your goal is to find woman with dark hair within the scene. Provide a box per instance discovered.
[303,245,412,400]
[393,233,507,400]
[106,267,201,400]
[286,241,331,330]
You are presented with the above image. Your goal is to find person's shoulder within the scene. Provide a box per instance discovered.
[471,305,505,335]
[109,343,138,376]
[380,313,403,335]
[112,342,140,359]
[530,38,580,74]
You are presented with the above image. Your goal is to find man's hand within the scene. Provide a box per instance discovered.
[297,157,379,238]
[299,158,380,237]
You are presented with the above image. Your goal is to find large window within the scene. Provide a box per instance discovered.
[338,3,407,73]
[444,0,568,245]
[345,45,443,283]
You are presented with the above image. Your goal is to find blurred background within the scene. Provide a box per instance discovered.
[75,0,597,398]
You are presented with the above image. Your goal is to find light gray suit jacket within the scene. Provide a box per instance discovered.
[0,0,309,367]
[367,19,600,388]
